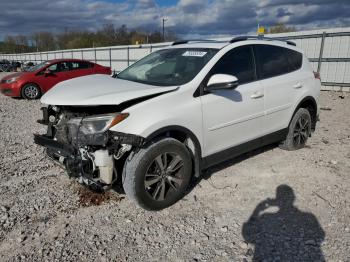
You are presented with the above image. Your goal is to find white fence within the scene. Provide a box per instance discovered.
[1,27,350,91]
[0,42,170,74]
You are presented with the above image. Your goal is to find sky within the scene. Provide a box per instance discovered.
[0,0,349,40]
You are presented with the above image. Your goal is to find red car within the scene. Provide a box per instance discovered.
[0,59,111,99]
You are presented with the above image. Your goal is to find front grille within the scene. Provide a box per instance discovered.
[0,88,12,94]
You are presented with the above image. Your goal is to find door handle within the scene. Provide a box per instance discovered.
[293,83,303,89]
[251,92,264,99]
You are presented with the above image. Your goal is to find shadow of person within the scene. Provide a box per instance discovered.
[242,185,325,261]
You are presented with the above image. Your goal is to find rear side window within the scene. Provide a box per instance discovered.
[210,45,256,85]
[284,48,302,71]
[70,61,92,70]
[255,45,302,79]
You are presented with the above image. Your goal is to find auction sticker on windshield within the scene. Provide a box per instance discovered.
[182,51,207,57]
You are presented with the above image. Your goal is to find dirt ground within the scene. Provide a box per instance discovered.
[0,72,349,261]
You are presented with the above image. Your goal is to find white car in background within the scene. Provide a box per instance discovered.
[34,36,321,210]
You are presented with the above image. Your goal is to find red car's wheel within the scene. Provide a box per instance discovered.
[21,83,41,100]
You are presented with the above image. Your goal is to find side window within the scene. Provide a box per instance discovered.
[71,61,92,70]
[70,62,79,70]
[284,49,302,71]
[44,62,71,73]
[210,46,256,85]
[48,63,58,72]
[255,45,301,79]
[56,62,70,72]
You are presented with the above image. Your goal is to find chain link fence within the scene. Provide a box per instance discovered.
[1,27,349,91]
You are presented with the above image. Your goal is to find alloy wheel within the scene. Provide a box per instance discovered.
[144,152,184,201]
[293,115,310,147]
[24,85,39,99]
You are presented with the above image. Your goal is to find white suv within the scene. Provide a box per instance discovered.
[35,36,321,210]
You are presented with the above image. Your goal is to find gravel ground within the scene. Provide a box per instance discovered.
[0,72,349,261]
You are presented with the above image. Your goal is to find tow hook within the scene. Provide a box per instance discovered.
[114,144,132,160]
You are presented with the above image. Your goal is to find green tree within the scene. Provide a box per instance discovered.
[0,25,170,53]
[268,23,297,34]
[31,32,56,51]
[116,24,130,45]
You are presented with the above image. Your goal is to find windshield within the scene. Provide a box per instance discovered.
[25,61,49,72]
[117,48,218,86]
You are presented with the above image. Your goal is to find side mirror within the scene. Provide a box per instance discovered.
[44,68,52,75]
[205,74,239,92]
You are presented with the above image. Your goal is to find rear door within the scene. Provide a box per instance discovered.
[68,61,94,79]
[254,44,303,135]
[201,45,265,157]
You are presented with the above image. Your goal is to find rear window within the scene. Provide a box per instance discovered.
[255,45,302,79]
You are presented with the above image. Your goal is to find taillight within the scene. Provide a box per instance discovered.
[313,71,321,81]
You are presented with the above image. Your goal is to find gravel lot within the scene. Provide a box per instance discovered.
[0,72,349,261]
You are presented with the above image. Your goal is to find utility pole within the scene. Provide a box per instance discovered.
[162,18,167,42]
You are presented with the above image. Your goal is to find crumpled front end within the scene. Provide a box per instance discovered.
[34,105,144,190]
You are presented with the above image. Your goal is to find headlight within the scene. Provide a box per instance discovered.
[68,113,129,135]
[6,76,19,83]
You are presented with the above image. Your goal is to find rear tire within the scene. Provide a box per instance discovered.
[280,108,311,151]
[122,138,192,210]
[21,83,41,99]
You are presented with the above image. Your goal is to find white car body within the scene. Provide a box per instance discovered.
[36,37,321,209]
[42,39,320,160]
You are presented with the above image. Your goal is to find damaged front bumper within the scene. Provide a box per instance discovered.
[34,134,75,157]
[34,106,144,190]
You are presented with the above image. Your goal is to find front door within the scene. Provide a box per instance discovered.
[36,62,70,92]
[201,45,264,158]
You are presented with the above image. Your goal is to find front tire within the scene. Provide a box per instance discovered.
[21,83,41,99]
[122,138,192,210]
[280,108,311,151]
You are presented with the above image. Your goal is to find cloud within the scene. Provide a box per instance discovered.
[0,0,349,40]
[276,8,293,18]
[178,0,208,13]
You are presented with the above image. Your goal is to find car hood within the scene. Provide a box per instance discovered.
[41,74,178,106]
[1,72,26,80]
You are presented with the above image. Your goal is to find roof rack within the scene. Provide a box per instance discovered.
[230,36,296,46]
[172,39,223,45]
[172,36,296,47]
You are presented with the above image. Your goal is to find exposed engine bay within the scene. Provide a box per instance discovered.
[34,105,144,190]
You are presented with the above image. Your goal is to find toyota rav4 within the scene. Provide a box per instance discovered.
[34,36,321,210]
